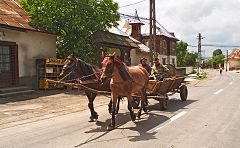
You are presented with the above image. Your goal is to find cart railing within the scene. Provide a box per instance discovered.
[146,76,186,95]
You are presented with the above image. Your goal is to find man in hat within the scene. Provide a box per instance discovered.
[151,57,170,80]
[139,57,151,75]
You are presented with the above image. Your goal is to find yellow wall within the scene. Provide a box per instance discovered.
[1,28,56,77]
[229,59,240,69]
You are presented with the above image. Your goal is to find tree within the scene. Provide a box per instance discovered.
[176,41,197,67]
[21,0,119,64]
[208,49,225,68]
[184,52,198,66]
[213,49,222,56]
[176,41,188,66]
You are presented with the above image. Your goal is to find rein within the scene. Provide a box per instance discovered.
[60,58,102,84]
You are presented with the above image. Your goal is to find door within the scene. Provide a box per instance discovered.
[0,44,18,88]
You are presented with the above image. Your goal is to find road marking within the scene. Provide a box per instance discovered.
[229,82,233,85]
[214,89,223,95]
[148,111,187,133]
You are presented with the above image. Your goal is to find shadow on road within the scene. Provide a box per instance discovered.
[149,99,198,113]
[75,98,197,146]
[75,111,170,147]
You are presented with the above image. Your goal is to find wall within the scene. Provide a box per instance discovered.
[130,48,151,66]
[228,59,240,70]
[176,67,194,76]
[1,28,56,88]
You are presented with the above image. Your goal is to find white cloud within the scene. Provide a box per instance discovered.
[114,0,240,56]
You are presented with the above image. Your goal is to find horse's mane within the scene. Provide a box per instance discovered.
[77,58,96,80]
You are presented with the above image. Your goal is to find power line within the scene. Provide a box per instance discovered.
[119,13,149,20]
[119,0,147,8]
[202,44,240,48]
[188,45,197,47]
[188,44,240,48]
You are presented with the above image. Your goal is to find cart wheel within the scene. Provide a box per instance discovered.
[159,100,167,110]
[132,97,140,109]
[180,85,188,101]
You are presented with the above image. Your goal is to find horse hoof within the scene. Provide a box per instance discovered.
[93,112,99,120]
[88,117,95,122]
[107,125,115,131]
[143,107,148,113]
[137,112,141,119]
[131,114,136,121]
[89,114,98,122]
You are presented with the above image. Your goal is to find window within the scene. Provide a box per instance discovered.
[172,58,175,65]
[171,42,176,51]
[160,40,163,49]
[132,26,137,31]
[162,58,166,65]
[0,46,10,72]
[163,40,167,49]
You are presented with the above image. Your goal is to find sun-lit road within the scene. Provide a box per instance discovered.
[0,70,240,148]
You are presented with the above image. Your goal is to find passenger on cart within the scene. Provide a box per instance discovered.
[150,57,170,80]
[139,57,152,75]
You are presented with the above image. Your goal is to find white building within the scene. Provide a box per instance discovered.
[0,0,56,88]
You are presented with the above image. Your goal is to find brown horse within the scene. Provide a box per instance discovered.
[100,54,149,130]
[60,54,121,122]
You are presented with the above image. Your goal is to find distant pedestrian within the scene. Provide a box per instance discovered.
[220,67,223,75]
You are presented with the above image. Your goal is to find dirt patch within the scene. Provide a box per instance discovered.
[0,90,110,125]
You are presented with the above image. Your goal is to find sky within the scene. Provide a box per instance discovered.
[113,0,240,57]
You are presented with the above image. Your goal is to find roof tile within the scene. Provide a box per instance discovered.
[0,0,36,31]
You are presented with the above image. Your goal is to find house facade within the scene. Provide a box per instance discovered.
[0,0,56,88]
[225,48,240,71]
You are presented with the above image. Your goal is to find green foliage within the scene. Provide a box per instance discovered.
[213,49,222,56]
[208,49,225,68]
[197,71,207,80]
[21,0,120,64]
[184,52,198,66]
[176,41,197,67]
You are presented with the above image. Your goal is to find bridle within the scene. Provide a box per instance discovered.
[102,57,115,79]
[60,57,101,83]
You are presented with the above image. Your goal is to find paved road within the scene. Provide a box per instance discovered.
[0,70,240,148]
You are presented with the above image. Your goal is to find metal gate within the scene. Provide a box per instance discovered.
[0,42,18,88]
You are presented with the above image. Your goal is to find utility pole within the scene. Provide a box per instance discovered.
[226,50,228,72]
[197,33,203,74]
[149,0,157,64]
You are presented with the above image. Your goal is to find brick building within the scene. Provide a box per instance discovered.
[123,11,179,66]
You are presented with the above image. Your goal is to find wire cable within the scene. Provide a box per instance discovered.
[119,0,147,8]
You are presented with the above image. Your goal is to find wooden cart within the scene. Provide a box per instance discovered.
[133,76,188,110]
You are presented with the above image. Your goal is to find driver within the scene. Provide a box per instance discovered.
[151,57,170,80]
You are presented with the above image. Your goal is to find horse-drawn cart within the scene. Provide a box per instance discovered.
[133,76,188,110]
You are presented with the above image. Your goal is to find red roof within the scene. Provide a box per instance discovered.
[0,0,37,31]
[227,49,240,60]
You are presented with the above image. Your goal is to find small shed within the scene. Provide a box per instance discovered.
[91,30,139,67]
